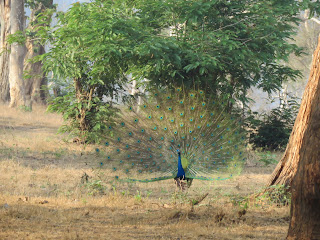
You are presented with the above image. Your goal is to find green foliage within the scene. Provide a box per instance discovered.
[130,0,309,100]
[258,185,291,206]
[25,0,56,9]
[46,76,71,99]
[7,31,26,46]
[8,1,57,48]
[33,0,319,143]
[256,151,278,166]
[171,191,189,205]
[85,180,107,196]
[247,97,300,150]
[35,0,150,143]
[18,105,32,112]
[47,91,116,143]
[299,0,320,17]
[134,190,142,202]
[231,184,291,208]
[251,116,291,150]
[231,195,249,211]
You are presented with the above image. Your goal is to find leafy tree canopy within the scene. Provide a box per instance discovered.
[25,0,56,9]
[34,0,159,142]
[38,0,320,101]
[33,0,320,142]
[129,0,320,102]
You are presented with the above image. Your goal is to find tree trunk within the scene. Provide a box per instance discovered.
[9,0,25,107]
[0,0,11,103]
[24,35,46,105]
[266,140,300,188]
[266,71,315,188]
[286,35,320,240]
[24,1,53,105]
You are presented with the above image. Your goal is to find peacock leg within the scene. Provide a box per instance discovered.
[187,178,193,188]
[174,177,181,189]
[174,178,187,191]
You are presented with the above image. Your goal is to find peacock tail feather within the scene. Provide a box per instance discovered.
[97,87,246,182]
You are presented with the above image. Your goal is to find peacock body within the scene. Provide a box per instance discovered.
[97,88,246,183]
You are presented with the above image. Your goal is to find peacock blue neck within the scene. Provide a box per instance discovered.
[176,152,185,178]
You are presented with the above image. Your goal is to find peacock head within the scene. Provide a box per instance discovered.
[177,149,181,156]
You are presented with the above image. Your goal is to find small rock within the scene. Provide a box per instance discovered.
[3,203,9,209]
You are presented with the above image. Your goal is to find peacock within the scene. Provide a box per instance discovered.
[97,87,246,188]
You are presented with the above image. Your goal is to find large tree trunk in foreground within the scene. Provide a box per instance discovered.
[287,36,320,240]
[0,0,11,103]
[266,56,319,188]
[9,0,26,107]
[266,139,300,188]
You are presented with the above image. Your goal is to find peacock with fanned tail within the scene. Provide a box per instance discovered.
[97,88,246,187]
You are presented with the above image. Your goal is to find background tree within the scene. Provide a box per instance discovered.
[247,96,300,150]
[0,0,11,103]
[131,0,307,104]
[35,0,320,143]
[285,18,320,99]
[24,0,55,104]
[9,0,26,107]
[36,0,157,142]
[1,0,55,106]
[286,35,320,240]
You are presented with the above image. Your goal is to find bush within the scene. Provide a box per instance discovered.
[48,92,117,143]
[247,97,299,150]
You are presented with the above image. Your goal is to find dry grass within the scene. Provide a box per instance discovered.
[0,105,289,239]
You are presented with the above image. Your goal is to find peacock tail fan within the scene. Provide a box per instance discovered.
[97,87,247,183]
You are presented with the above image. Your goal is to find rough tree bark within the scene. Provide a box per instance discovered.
[286,35,320,240]
[266,138,301,188]
[0,0,11,103]
[24,0,53,105]
[9,0,26,107]
[266,58,317,188]
[266,6,320,190]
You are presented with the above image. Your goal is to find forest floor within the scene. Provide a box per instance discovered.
[0,105,289,240]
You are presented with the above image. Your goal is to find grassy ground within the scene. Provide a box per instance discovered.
[0,105,289,240]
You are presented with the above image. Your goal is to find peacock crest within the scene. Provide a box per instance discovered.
[97,87,246,183]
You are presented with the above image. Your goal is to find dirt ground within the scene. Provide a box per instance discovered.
[0,105,289,240]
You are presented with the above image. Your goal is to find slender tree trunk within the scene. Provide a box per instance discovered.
[24,1,53,105]
[24,38,46,104]
[0,0,11,103]
[287,35,320,240]
[75,78,87,133]
[9,0,25,107]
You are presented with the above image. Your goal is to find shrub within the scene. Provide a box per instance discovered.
[247,97,299,150]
